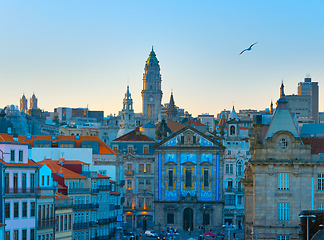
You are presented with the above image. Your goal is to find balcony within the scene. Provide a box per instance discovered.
[37,218,56,229]
[225,188,235,193]
[55,199,73,208]
[115,205,121,210]
[4,188,40,197]
[68,188,91,194]
[92,188,99,194]
[73,203,99,210]
[98,185,112,191]
[124,170,134,176]
[235,188,243,193]
[97,218,110,225]
[73,221,95,229]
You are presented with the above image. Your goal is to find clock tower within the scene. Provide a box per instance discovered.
[141,47,163,123]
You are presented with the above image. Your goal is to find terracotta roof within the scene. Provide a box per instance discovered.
[37,159,87,179]
[18,135,116,155]
[301,137,324,154]
[155,119,186,133]
[109,191,121,195]
[58,184,66,189]
[93,173,111,179]
[55,192,71,199]
[0,133,18,143]
[57,159,90,165]
[109,179,118,183]
[183,120,206,126]
[113,129,154,142]
[0,158,39,167]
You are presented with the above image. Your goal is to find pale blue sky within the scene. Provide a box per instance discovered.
[1,1,323,117]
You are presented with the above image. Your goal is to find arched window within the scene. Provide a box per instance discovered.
[226,179,233,190]
[236,160,244,176]
[230,126,235,135]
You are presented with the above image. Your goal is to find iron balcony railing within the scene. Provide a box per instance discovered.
[124,170,134,176]
[73,203,99,210]
[73,221,96,229]
[4,188,40,196]
[98,185,112,191]
[37,218,56,229]
[68,188,91,194]
[97,218,110,225]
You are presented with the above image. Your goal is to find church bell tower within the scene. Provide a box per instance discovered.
[141,47,163,123]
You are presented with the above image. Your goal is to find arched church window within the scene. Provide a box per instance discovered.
[230,126,235,135]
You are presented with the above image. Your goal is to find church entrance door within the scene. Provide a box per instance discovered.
[183,208,193,230]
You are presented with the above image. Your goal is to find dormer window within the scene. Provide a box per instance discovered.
[279,138,288,150]
[230,126,235,135]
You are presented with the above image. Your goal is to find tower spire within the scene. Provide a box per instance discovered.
[280,80,285,98]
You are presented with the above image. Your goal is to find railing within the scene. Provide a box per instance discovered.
[115,205,121,210]
[73,221,95,229]
[225,188,235,193]
[68,188,91,194]
[97,218,110,225]
[98,185,112,191]
[73,203,99,210]
[92,188,99,194]
[124,170,134,176]
[4,188,40,196]
[37,218,56,229]
[55,199,73,208]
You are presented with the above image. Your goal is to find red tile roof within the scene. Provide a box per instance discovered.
[183,121,206,126]
[113,128,154,142]
[93,173,111,179]
[301,137,324,154]
[109,179,118,183]
[0,158,39,167]
[37,159,87,179]
[109,191,121,195]
[18,135,116,155]
[0,133,18,143]
[55,191,71,199]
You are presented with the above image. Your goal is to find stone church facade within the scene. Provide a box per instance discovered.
[242,95,324,240]
[154,125,225,231]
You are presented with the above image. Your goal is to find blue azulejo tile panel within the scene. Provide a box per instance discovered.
[200,153,213,163]
[164,137,178,146]
[180,153,197,164]
[200,190,213,201]
[200,137,213,146]
[181,190,196,196]
[165,153,177,163]
[165,190,177,201]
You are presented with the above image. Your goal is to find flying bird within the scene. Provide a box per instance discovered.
[239,42,258,55]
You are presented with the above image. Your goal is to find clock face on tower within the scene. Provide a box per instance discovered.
[149,97,153,102]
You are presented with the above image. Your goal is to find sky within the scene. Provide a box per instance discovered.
[1,1,324,117]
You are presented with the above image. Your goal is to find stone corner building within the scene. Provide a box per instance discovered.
[153,125,225,231]
[242,95,324,240]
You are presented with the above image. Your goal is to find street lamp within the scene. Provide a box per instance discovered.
[222,224,235,240]
[299,214,316,240]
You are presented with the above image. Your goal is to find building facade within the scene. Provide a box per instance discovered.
[154,125,225,231]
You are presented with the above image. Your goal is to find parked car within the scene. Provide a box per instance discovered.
[123,230,134,236]
[145,230,159,237]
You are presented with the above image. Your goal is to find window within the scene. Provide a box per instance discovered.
[318,203,324,210]
[139,164,144,173]
[226,179,233,190]
[203,213,210,225]
[22,229,27,240]
[31,202,35,217]
[60,215,64,231]
[318,173,324,190]
[22,173,27,191]
[139,180,144,190]
[279,138,288,150]
[180,136,184,144]
[143,146,149,154]
[230,126,235,135]
[236,160,244,176]
[128,146,133,153]
[14,202,19,218]
[113,146,118,153]
[65,214,68,230]
[277,236,290,240]
[227,150,232,156]
[146,179,152,190]
[19,150,23,162]
[146,164,151,173]
[14,230,18,240]
[47,175,50,186]
[127,180,132,190]
[167,213,174,224]
[277,202,289,221]
[203,169,209,188]
[225,163,233,174]
[145,198,152,209]
[30,173,35,189]
[22,202,27,217]
[237,195,243,205]
[278,173,290,190]
[10,149,15,162]
[5,202,10,219]
[13,173,18,193]
[127,164,132,171]
[69,214,72,229]
[168,169,174,189]
[5,231,10,240]
[42,175,45,186]
[185,169,192,188]
[30,229,35,240]
[225,195,235,205]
